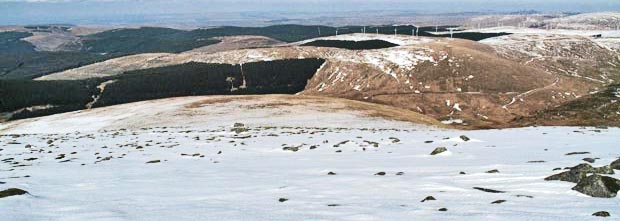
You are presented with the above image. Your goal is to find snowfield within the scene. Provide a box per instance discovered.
[1,96,619,220]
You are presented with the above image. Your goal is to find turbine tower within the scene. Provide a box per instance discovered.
[447,27,457,39]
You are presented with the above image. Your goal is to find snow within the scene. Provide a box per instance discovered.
[1,96,620,220]
[2,125,619,220]
[295,33,436,46]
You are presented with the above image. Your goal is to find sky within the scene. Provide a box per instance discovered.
[1,0,619,26]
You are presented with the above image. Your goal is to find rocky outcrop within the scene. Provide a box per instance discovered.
[545,163,614,183]
[572,174,620,198]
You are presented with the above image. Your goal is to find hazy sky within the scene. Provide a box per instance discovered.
[1,0,619,25]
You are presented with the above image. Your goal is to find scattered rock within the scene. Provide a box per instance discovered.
[146,160,161,164]
[459,135,470,141]
[438,208,448,212]
[425,141,433,143]
[572,174,620,198]
[473,187,505,193]
[430,147,448,155]
[396,172,405,176]
[278,198,288,202]
[459,171,467,175]
[592,211,611,217]
[527,160,546,163]
[421,196,436,202]
[486,169,500,173]
[491,200,506,204]
[327,172,337,175]
[375,172,386,176]
[0,188,28,198]
[583,158,596,163]
[327,204,340,207]
[565,152,590,156]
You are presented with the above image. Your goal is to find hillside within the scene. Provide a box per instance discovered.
[4,23,620,129]
[35,33,562,128]
[0,24,506,80]
[1,95,619,220]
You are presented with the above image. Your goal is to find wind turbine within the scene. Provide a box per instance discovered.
[447,27,457,39]
[394,28,398,36]
[318,27,321,36]
[376,28,379,35]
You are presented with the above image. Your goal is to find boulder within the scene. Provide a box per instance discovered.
[592,211,611,217]
[430,147,448,155]
[572,174,620,198]
[0,188,28,198]
[473,187,505,193]
[421,196,436,202]
[491,200,506,204]
[583,158,596,163]
[459,135,470,141]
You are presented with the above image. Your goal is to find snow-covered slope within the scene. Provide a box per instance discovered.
[1,95,619,220]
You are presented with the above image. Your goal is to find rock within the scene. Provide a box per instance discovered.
[491,200,506,204]
[375,172,386,176]
[473,187,505,193]
[389,137,400,143]
[565,152,590,156]
[282,146,299,152]
[430,147,448,155]
[424,141,433,143]
[327,172,337,175]
[278,198,288,202]
[396,172,405,176]
[486,169,500,173]
[146,160,161,164]
[611,158,620,170]
[572,174,620,198]
[592,211,611,217]
[459,135,470,141]
[438,208,448,212]
[515,194,534,198]
[459,171,467,175]
[583,158,596,163]
[231,123,249,134]
[0,188,28,198]
[327,204,340,207]
[421,196,436,202]
[545,163,614,183]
